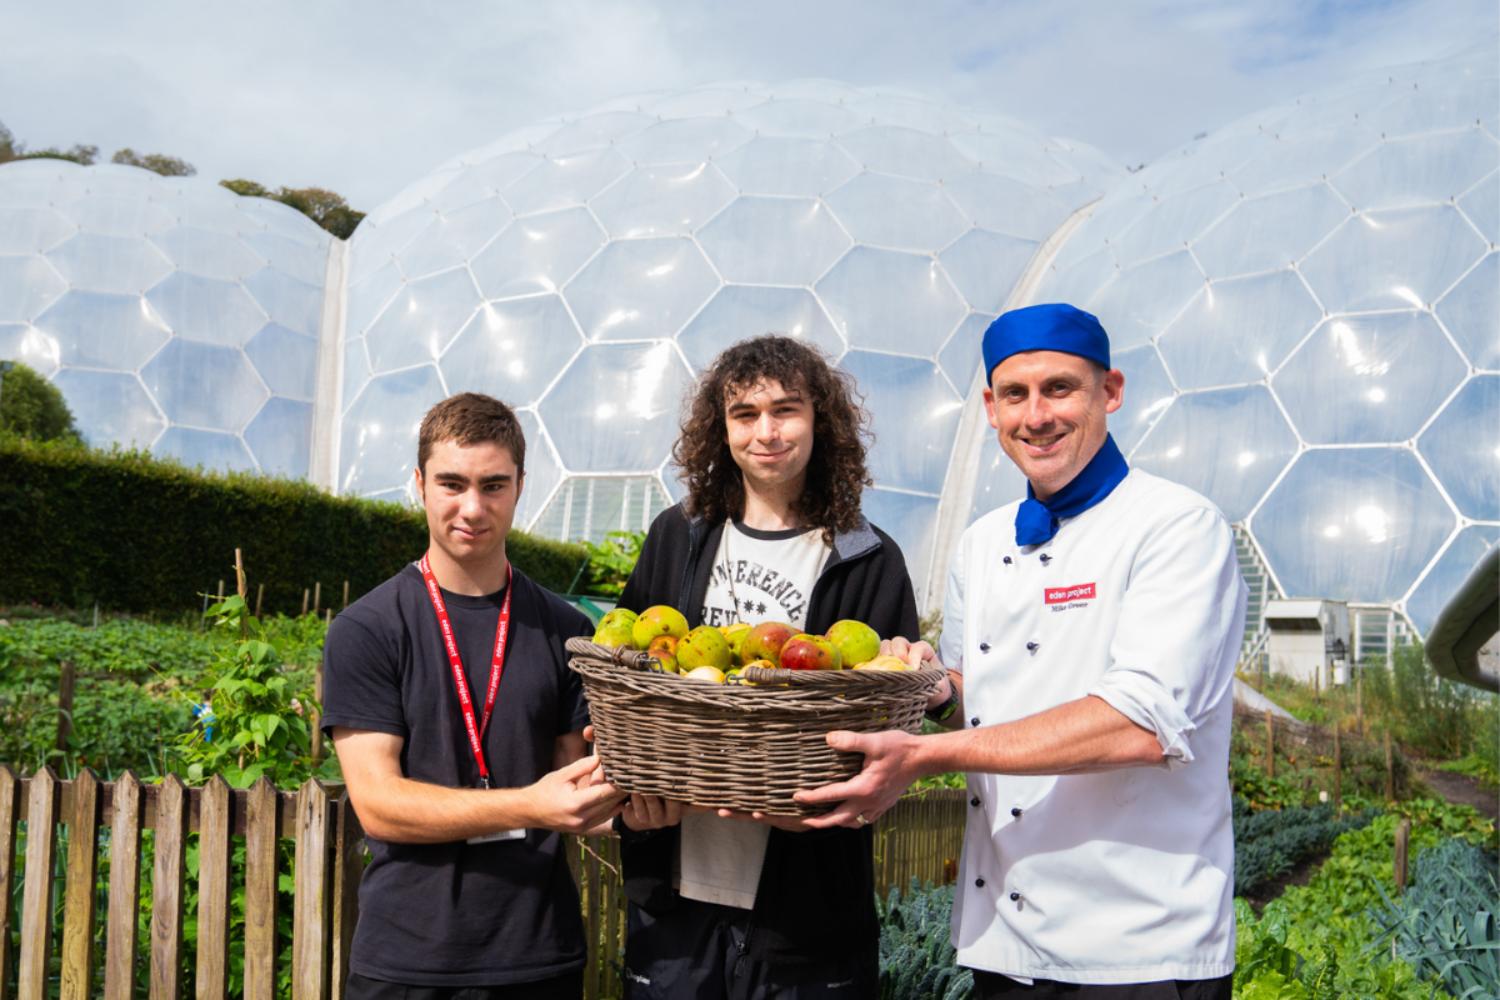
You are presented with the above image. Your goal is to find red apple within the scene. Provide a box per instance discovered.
[741,621,797,666]
[778,633,843,671]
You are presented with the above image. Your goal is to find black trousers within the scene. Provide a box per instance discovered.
[970,970,1233,1000]
[344,969,583,1000]
[624,898,875,1000]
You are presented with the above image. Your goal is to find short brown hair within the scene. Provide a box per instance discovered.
[674,336,870,538]
[417,392,526,475]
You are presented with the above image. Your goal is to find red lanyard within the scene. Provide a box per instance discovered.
[418,554,512,789]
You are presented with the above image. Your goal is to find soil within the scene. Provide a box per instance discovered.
[1242,849,1331,913]
[1416,766,1499,822]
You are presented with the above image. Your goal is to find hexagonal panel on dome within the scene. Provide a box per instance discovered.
[150,226,265,281]
[612,117,752,165]
[840,351,962,495]
[145,271,268,348]
[502,148,631,216]
[68,194,175,237]
[244,323,318,401]
[1250,447,1454,603]
[1300,205,1486,312]
[1112,344,1177,454]
[1436,252,1498,369]
[816,248,966,355]
[1419,375,1499,521]
[243,270,323,338]
[1131,386,1298,522]
[1087,251,1204,352]
[1333,130,1499,212]
[470,208,606,300]
[141,339,268,432]
[713,137,861,197]
[1230,128,1378,199]
[364,267,484,373]
[1459,170,1497,244]
[428,152,545,213]
[240,230,329,286]
[825,174,968,250]
[1111,181,1240,267]
[968,438,1031,521]
[938,230,1038,315]
[532,112,653,158]
[0,206,73,255]
[51,369,164,448]
[537,341,692,472]
[395,198,512,279]
[37,290,171,370]
[861,487,940,601]
[345,259,405,338]
[0,255,67,322]
[1404,526,1498,636]
[530,475,671,542]
[340,364,447,496]
[565,237,718,341]
[677,285,843,372]
[243,397,313,479]
[513,409,562,531]
[937,312,991,395]
[944,173,1075,242]
[696,197,850,286]
[1159,271,1322,389]
[1273,312,1466,444]
[590,162,737,239]
[46,233,173,295]
[835,126,972,180]
[734,98,862,138]
[0,323,60,376]
[440,295,582,405]
[1192,184,1352,278]
[154,427,255,473]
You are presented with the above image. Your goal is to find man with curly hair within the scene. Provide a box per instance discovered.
[612,335,931,998]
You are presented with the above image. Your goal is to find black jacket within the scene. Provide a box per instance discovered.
[615,502,921,966]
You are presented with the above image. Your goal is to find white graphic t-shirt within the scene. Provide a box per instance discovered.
[677,520,831,909]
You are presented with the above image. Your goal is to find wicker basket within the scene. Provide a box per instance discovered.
[566,636,946,816]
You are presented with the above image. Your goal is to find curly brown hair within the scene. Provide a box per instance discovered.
[674,336,871,538]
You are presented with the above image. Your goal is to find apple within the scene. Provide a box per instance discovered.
[650,650,680,674]
[682,665,726,684]
[632,605,689,649]
[825,620,880,668]
[721,621,753,664]
[677,625,732,671]
[778,633,843,671]
[741,621,797,666]
[852,654,910,671]
[592,616,637,648]
[647,634,679,656]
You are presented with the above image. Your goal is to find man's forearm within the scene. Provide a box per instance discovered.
[351,775,540,844]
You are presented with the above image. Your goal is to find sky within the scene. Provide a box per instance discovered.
[1,1,1494,210]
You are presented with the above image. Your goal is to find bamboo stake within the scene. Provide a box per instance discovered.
[255,583,265,619]
[1393,817,1411,892]
[1264,709,1275,779]
[56,661,76,752]
[1332,722,1342,812]
[301,589,310,616]
[313,582,321,615]
[342,580,350,609]
[217,579,225,600]
[234,549,247,600]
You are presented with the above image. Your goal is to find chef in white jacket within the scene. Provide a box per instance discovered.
[798,303,1247,1000]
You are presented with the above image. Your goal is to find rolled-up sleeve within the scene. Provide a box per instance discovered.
[1089,506,1246,767]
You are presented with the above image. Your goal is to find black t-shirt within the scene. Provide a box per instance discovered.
[321,562,592,987]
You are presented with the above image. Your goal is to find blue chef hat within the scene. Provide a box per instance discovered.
[982,303,1111,381]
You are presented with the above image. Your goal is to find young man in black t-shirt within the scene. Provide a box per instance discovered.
[323,392,627,998]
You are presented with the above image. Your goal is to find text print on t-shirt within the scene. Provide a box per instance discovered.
[703,557,809,626]
[1045,582,1096,613]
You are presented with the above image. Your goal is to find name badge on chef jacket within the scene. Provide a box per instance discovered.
[467,828,526,844]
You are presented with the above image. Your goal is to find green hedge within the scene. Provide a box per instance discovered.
[0,436,589,616]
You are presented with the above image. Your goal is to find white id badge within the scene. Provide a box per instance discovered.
[467,828,526,844]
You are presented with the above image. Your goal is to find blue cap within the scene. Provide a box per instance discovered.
[982,303,1110,380]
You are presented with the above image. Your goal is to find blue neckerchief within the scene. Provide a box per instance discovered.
[1014,434,1129,546]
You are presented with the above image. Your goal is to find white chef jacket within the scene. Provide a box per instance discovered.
[941,468,1247,984]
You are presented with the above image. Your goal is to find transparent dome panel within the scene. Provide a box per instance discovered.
[937,312,991,395]
[341,337,371,414]
[51,369,164,448]
[345,208,437,286]
[1191,184,1352,278]
[1458,170,1497,244]
[1436,253,1499,369]
[850,94,974,135]
[531,475,671,543]
[1112,344,1177,455]
[513,409,562,532]
[243,270,323,338]
[46,233,173,295]
[1033,249,1118,317]
[38,290,170,370]
[566,237,719,342]
[154,427,255,474]
[429,153,543,214]
[339,364,446,496]
[150,227,265,281]
[145,271,267,348]
[235,195,332,242]
[946,134,1079,187]
[713,137,861,197]
[0,255,66,322]
[1300,206,1487,313]
[241,230,329,286]
[860,487,939,605]
[532,112,653,158]
[835,127,972,181]
[243,398,313,478]
[364,267,483,373]
[0,323,60,376]
[470,208,606,300]
[1273,312,1466,444]
[967,438,1030,522]
[677,286,843,373]
[1130,386,1297,522]
[0,207,73,255]
[140,339,268,431]
[841,351,962,495]
[816,248,966,355]
[1333,130,1499,212]
[1086,251,1204,352]
[732,99,861,138]
[590,162,737,239]
[941,174,1073,242]
[938,230,1039,315]
[696,197,850,286]
[502,148,631,216]
[244,323,318,401]
[1158,271,1322,389]
[1230,128,1377,198]
[537,341,691,472]
[614,118,752,165]
[439,294,583,405]
[645,87,766,118]
[1418,375,1499,521]
[1251,448,1454,603]
[824,174,968,250]
[345,259,406,338]
[396,198,512,279]
[1112,182,1240,267]
[1404,526,1498,636]
[69,194,175,237]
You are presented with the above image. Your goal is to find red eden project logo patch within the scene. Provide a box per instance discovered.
[1044,583,1096,605]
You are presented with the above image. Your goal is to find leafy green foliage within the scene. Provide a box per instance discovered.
[0,360,80,443]
[1372,839,1500,999]
[110,148,196,176]
[1362,642,1500,762]
[1229,712,1408,810]
[219,179,365,238]
[0,434,589,616]
[581,530,645,597]
[1233,798,1379,898]
[876,880,973,1000]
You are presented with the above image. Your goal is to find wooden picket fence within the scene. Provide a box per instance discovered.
[0,770,964,999]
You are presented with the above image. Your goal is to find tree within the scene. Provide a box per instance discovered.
[111,148,196,177]
[0,361,81,443]
[219,179,366,238]
[219,178,270,198]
